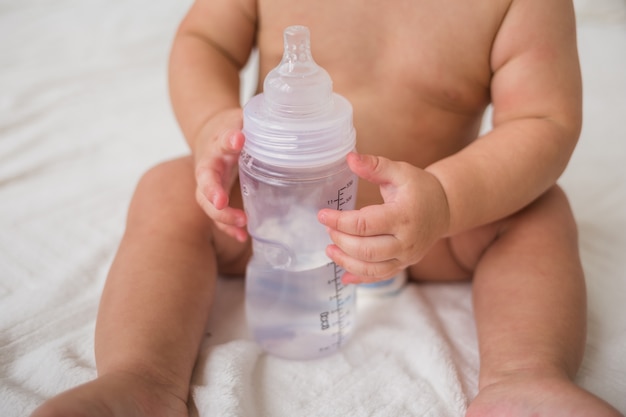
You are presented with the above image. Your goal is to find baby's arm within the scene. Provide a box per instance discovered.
[319,0,582,282]
[169,0,257,240]
[426,0,582,236]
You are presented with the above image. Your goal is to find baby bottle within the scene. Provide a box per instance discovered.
[239,25,357,360]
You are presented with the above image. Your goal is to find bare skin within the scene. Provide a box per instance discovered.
[30,0,624,416]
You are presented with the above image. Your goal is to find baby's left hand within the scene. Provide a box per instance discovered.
[318,153,450,284]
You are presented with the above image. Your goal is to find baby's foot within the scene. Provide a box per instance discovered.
[29,371,189,417]
[466,370,623,417]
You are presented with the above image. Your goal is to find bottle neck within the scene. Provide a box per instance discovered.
[239,147,353,183]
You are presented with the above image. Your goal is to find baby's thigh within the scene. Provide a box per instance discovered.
[130,155,251,276]
[408,221,501,282]
[409,185,578,282]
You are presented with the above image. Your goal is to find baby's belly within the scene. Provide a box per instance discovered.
[350,101,485,208]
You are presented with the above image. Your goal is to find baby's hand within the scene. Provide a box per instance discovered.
[193,108,248,242]
[318,153,450,284]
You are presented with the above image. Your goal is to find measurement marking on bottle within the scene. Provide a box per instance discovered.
[319,177,356,354]
[319,261,347,353]
[320,311,330,330]
[331,261,345,348]
[327,179,354,210]
[336,187,345,210]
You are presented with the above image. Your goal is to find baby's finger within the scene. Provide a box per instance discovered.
[196,161,229,210]
[326,229,398,263]
[199,130,245,206]
[195,187,247,227]
[325,244,400,283]
[318,204,394,237]
[346,152,406,189]
[215,222,249,243]
[218,129,245,155]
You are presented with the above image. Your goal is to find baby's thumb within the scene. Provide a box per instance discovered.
[347,153,400,187]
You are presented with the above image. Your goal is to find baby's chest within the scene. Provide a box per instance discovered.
[258,0,504,111]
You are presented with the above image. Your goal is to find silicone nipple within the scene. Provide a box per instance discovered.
[264,26,333,115]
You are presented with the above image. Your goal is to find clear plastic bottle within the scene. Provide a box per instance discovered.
[239,26,357,360]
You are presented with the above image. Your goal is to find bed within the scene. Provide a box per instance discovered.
[1,1,625,415]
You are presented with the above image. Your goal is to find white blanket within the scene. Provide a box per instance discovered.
[1,1,625,415]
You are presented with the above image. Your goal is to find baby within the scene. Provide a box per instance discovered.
[31,0,624,416]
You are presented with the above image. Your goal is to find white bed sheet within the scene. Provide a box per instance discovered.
[1,1,625,416]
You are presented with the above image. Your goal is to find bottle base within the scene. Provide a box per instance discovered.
[250,325,353,360]
[357,270,408,298]
[245,261,356,361]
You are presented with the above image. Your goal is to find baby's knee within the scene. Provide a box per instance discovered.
[514,185,578,239]
[127,156,208,229]
[134,156,195,199]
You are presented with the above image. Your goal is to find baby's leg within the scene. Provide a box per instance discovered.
[416,186,622,416]
[30,156,250,417]
[466,186,622,416]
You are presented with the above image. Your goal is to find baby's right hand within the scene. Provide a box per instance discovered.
[193,108,248,242]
